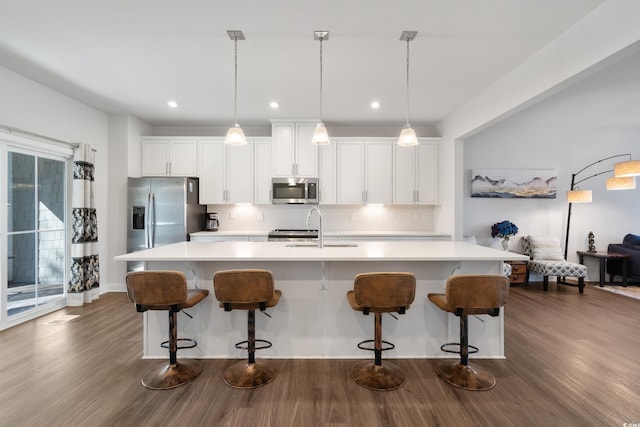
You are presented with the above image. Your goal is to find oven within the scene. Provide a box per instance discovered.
[267,229,319,242]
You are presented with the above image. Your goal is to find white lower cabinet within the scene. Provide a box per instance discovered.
[199,139,253,204]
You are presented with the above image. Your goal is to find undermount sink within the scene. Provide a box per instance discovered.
[286,243,359,248]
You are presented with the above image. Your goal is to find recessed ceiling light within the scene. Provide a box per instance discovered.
[270,101,280,109]
[370,101,380,109]
[167,100,179,109]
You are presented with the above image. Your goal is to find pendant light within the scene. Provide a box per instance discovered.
[398,31,418,147]
[312,31,330,145]
[225,30,247,145]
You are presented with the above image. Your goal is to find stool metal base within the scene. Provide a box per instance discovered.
[224,359,278,389]
[141,359,203,390]
[435,361,496,391]
[351,360,405,391]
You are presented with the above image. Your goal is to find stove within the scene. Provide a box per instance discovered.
[268,229,319,242]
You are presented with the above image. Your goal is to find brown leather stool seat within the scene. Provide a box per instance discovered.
[213,269,281,389]
[347,272,416,391]
[125,270,209,390]
[428,274,509,391]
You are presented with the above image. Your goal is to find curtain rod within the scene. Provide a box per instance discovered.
[0,123,96,151]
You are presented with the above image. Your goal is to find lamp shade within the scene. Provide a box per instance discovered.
[311,122,330,145]
[224,125,247,146]
[397,126,418,147]
[606,176,636,190]
[567,189,592,203]
[614,160,640,177]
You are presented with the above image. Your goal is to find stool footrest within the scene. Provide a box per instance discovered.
[357,339,395,352]
[235,339,272,351]
[161,338,198,350]
[440,342,479,355]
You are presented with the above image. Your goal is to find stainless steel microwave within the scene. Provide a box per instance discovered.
[271,177,319,204]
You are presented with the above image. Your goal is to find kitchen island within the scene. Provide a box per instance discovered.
[115,241,528,360]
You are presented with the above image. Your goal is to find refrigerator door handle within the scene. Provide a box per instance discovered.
[144,192,151,248]
[149,192,156,248]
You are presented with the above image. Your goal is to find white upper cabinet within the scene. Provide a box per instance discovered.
[272,122,318,177]
[253,138,272,204]
[393,138,440,204]
[318,143,336,204]
[337,139,392,204]
[142,138,198,177]
[198,139,254,204]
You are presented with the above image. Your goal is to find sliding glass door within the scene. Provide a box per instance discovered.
[2,146,67,328]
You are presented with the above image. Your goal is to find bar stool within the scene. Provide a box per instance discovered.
[428,274,509,391]
[347,272,416,391]
[213,269,281,389]
[125,270,209,390]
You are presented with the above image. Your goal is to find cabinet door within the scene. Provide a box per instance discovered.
[227,142,253,204]
[337,141,365,204]
[295,123,318,177]
[416,142,439,204]
[254,138,272,204]
[318,143,336,204]
[169,140,197,176]
[272,123,295,177]
[142,141,169,176]
[365,140,392,204]
[198,141,226,204]
[393,144,417,204]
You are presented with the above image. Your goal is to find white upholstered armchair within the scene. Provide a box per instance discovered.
[523,235,587,293]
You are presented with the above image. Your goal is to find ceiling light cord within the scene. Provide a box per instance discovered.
[233,35,239,127]
[319,36,324,123]
[405,37,411,128]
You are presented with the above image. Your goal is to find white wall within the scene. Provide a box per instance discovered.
[463,123,640,272]
[0,65,111,291]
[108,115,152,292]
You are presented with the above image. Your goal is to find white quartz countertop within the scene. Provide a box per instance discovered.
[189,230,451,238]
[115,241,528,262]
[190,230,268,237]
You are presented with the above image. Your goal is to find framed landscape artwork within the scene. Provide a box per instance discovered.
[471,169,557,198]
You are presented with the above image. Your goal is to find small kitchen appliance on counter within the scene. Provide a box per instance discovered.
[205,213,219,231]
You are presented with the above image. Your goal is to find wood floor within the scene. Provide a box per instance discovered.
[1,282,639,427]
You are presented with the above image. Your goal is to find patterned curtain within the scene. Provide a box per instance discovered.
[68,143,100,305]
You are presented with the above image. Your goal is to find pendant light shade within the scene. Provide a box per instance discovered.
[567,189,592,203]
[398,31,418,147]
[225,30,247,146]
[614,160,640,177]
[312,31,330,145]
[225,126,246,145]
[606,176,636,190]
[312,122,329,145]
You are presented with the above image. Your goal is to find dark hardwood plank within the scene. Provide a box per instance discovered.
[1,284,639,426]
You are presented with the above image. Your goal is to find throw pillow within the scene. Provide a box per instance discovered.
[522,235,531,256]
[528,235,564,261]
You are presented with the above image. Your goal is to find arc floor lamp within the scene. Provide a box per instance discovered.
[565,153,639,260]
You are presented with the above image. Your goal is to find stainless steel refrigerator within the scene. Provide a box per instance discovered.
[127,177,205,271]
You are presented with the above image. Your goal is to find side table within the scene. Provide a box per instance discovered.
[577,251,630,287]
[505,260,528,285]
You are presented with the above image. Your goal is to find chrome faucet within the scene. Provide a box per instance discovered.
[305,206,324,248]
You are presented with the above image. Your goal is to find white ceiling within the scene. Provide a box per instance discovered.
[0,0,614,128]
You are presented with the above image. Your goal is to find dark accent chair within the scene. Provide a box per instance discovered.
[608,234,640,281]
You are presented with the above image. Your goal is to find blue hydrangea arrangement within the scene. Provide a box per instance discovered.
[491,220,518,241]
